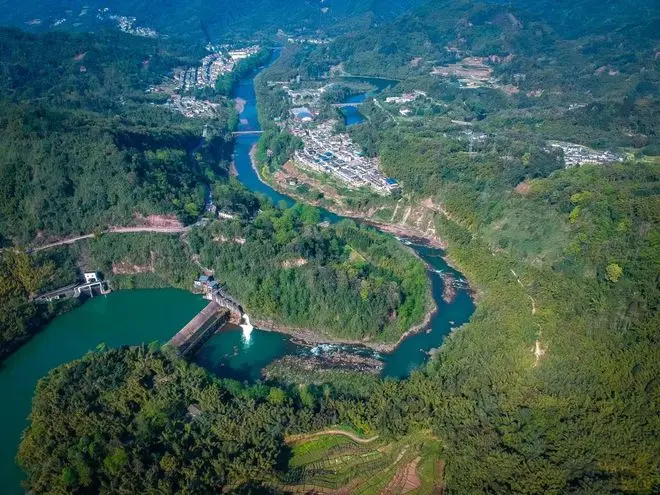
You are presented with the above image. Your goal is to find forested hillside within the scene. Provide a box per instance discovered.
[0,0,426,40]
[187,201,431,342]
[245,0,660,491]
[0,29,233,245]
[18,347,333,493]
[285,0,658,155]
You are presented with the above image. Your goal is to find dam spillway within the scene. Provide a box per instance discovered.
[168,301,229,356]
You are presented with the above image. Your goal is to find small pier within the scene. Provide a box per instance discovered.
[168,302,230,356]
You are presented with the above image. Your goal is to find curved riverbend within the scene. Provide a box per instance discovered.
[223,52,475,379]
[0,51,474,494]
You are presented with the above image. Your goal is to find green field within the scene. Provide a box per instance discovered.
[277,430,445,494]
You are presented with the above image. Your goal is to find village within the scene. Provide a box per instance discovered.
[547,140,624,167]
[146,45,261,118]
[175,45,261,92]
[260,79,402,195]
[288,115,399,195]
[96,8,158,38]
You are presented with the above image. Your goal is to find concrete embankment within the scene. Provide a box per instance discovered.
[169,302,229,356]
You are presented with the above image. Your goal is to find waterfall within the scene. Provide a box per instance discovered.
[240,313,253,345]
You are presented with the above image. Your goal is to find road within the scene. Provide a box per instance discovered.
[30,226,190,253]
[285,429,379,444]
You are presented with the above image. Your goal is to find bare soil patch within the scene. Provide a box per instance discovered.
[514,181,531,194]
[382,456,422,494]
[112,251,156,275]
[132,213,183,229]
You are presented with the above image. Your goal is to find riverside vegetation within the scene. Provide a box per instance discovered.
[6,0,660,493]
[251,0,660,492]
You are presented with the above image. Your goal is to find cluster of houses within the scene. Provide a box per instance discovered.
[145,45,260,118]
[193,275,220,295]
[289,120,399,195]
[384,91,426,105]
[97,8,157,38]
[164,94,221,119]
[286,85,329,107]
[431,55,519,94]
[547,141,624,167]
[181,45,260,91]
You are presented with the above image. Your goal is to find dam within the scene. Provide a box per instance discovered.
[168,287,245,356]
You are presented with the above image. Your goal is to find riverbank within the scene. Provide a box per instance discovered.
[252,294,436,354]
[263,353,384,380]
[248,144,444,352]
[250,149,448,248]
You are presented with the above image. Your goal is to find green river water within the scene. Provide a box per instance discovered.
[0,52,475,493]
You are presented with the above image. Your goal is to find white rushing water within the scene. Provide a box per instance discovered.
[240,313,253,345]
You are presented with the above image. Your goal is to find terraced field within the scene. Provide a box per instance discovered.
[276,429,446,494]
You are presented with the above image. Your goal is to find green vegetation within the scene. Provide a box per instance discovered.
[7,1,660,493]
[0,28,234,244]
[17,346,337,493]
[282,430,442,493]
[16,347,450,493]
[215,48,271,96]
[245,1,660,492]
[255,128,303,170]
[187,202,431,342]
[3,0,428,40]
[0,251,58,361]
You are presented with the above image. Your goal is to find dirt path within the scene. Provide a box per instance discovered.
[30,226,190,252]
[510,269,545,365]
[286,429,379,444]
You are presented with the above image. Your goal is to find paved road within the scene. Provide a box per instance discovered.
[30,226,190,253]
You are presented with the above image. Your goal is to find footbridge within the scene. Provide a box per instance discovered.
[332,102,365,108]
[168,289,244,356]
[232,130,264,136]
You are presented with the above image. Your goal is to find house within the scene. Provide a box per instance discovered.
[194,275,219,294]
[194,274,211,289]
[83,272,99,284]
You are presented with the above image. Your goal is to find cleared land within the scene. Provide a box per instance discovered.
[276,430,445,494]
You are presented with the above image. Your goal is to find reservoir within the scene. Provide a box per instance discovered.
[0,52,474,493]
[0,290,208,494]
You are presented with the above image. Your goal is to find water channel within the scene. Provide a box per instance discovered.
[0,53,474,493]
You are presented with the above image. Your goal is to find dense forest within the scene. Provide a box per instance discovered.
[188,201,431,342]
[0,28,234,244]
[6,0,660,493]
[0,251,64,361]
[245,0,660,491]
[0,28,235,360]
[18,347,336,493]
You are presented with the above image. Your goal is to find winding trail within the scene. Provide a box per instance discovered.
[285,429,379,444]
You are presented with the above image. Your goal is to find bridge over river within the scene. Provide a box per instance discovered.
[168,290,245,356]
[331,101,365,108]
[232,130,264,136]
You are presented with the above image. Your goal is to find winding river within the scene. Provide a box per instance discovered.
[0,52,474,492]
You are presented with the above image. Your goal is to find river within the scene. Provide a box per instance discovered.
[0,52,474,493]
